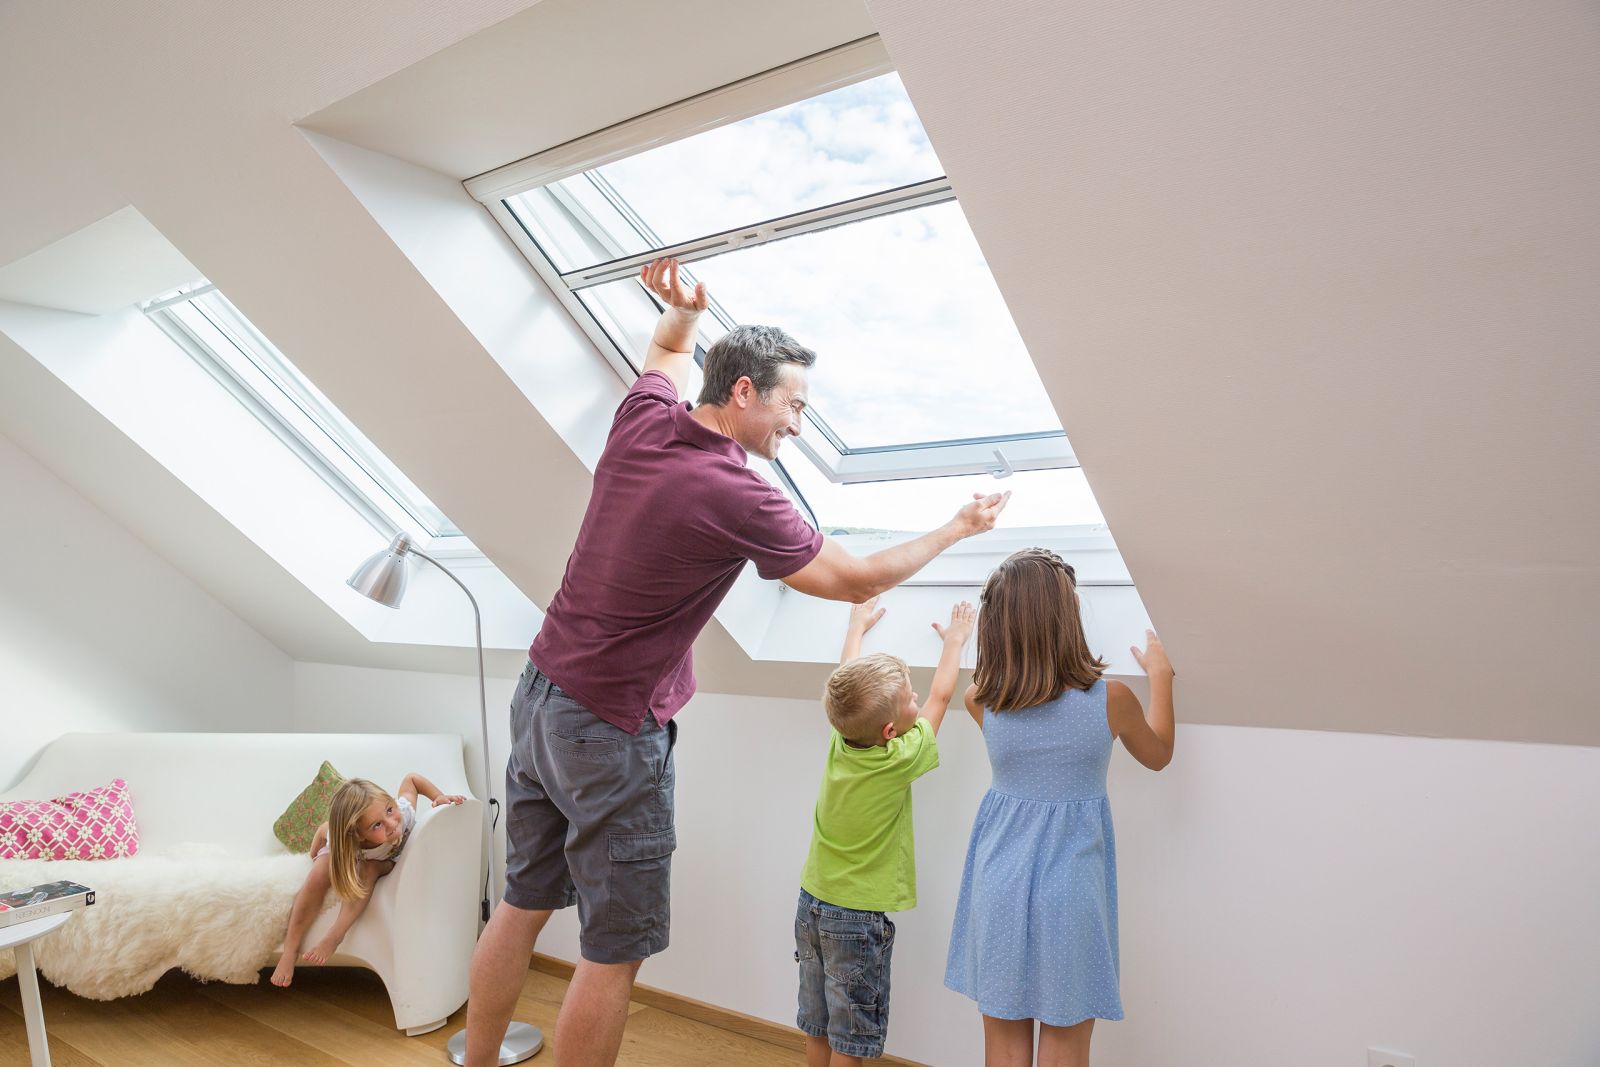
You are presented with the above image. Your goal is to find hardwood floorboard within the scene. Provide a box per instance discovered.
[619,1005,810,1067]
[0,1006,98,1067]
[198,978,446,1066]
[0,975,221,1067]
[0,962,897,1066]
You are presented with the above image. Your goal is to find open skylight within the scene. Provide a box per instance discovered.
[142,285,465,546]
[474,56,1102,543]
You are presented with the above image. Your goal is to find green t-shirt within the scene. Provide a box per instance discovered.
[800,717,941,913]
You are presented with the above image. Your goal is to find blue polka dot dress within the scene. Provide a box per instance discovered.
[944,679,1124,1026]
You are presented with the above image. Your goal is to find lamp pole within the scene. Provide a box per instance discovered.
[347,534,543,1064]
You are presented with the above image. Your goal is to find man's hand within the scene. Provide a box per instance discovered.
[641,257,708,317]
[640,257,710,397]
[848,596,886,635]
[951,491,1012,538]
[932,601,977,647]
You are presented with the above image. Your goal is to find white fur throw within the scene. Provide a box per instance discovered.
[0,844,318,998]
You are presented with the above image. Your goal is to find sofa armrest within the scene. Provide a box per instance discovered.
[381,797,483,1029]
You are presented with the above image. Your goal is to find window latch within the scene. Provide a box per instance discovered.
[986,448,1015,479]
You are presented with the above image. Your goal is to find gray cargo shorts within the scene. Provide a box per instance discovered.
[502,661,678,964]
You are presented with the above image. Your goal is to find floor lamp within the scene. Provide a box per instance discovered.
[347,533,544,1065]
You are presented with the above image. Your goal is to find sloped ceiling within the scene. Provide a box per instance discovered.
[863,0,1600,743]
[0,0,1595,743]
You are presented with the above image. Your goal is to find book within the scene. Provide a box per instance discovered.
[0,880,95,930]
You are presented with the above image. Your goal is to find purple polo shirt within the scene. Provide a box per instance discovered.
[528,370,823,733]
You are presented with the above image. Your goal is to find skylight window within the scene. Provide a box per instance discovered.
[142,285,464,545]
[474,56,1092,536]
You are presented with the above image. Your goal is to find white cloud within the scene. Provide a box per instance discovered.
[517,73,1099,531]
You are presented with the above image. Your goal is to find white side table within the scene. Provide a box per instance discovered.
[1,911,71,1067]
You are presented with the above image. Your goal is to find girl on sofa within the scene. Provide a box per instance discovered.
[271,772,463,987]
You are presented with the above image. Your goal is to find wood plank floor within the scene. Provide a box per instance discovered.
[0,965,816,1066]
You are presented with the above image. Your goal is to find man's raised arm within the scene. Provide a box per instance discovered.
[783,491,1011,603]
[638,257,707,398]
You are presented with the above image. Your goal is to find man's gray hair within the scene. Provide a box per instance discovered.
[696,325,817,407]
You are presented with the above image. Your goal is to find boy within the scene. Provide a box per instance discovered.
[796,595,976,1066]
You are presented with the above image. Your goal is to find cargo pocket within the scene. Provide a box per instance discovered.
[606,827,676,935]
[848,974,886,1038]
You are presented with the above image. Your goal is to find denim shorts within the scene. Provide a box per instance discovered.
[794,888,895,1059]
[502,662,677,964]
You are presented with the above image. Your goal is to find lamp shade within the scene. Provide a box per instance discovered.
[346,534,413,608]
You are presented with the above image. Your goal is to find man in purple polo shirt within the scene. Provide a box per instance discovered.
[464,258,1009,1066]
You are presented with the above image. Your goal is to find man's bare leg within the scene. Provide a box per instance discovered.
[553,957,643,1067]
[806,1035,832,1067]
[464,903,553,1067]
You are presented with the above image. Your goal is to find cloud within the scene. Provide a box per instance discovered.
[514,73,1102,532]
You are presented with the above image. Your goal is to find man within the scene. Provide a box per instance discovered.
[465,258,1009,1066]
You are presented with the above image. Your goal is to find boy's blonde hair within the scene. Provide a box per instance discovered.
[824,652,910,745]
[326,778,393,901]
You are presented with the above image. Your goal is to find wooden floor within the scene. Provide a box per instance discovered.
[0,965,815,1066]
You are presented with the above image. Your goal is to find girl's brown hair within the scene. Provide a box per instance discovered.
[326,778,393,901]
[973,548,1107,712]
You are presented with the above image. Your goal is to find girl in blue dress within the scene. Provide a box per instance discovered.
[945,548,1175,1066]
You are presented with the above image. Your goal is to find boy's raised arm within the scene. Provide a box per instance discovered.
[841,596,886,664]
[920,601,976,735]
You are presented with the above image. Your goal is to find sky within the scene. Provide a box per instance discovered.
[519,74,1105,532]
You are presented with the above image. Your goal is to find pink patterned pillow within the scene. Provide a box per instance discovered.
[0,778,140,860]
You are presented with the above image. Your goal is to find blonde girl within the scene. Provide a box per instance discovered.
[943,548,1175,1067]
[271,772,463,987]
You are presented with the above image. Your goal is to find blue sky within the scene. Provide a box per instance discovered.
[552,74,1103,531]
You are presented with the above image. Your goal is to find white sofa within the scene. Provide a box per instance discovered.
[0,731,483,1036]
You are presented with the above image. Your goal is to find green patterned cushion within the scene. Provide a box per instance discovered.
[273,761,345,853]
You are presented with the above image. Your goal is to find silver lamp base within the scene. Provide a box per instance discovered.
[446,1021,543,1064]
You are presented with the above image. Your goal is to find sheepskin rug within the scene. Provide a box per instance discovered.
[0,844,321,998]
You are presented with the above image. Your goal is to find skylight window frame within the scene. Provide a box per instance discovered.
[469,38,1079,491]
[142,285,476,554]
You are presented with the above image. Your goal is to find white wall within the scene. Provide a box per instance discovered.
[286,664,1600,1066]
[0,429,293,788]
[288,660,520,897]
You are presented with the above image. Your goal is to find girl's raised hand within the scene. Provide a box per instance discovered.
[431,794,466,807]
[933,600,977,646]
[1130,630,1173,679]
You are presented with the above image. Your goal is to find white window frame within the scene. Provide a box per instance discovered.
[828,524,1133,589]
[466,36,1078,490]
[142,284,476,555]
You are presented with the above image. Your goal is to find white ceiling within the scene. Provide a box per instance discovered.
[299,0,878,179]
[0,207,203,314]
[0,0,1595,743]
